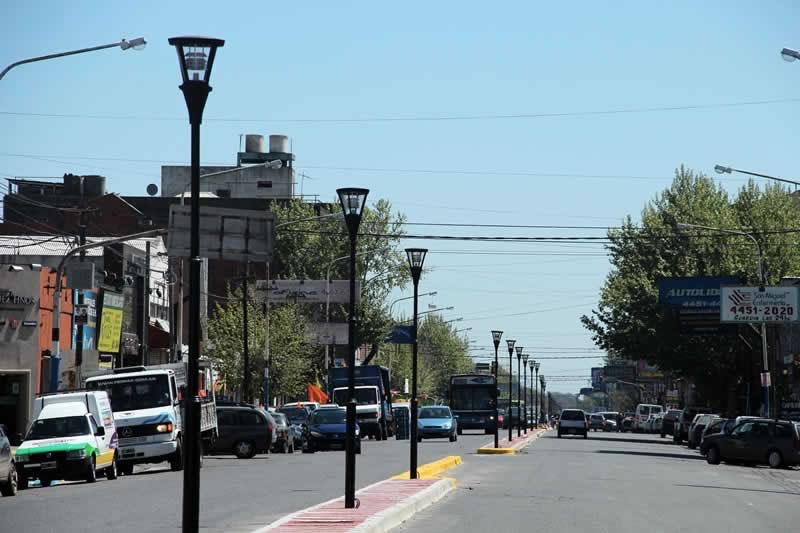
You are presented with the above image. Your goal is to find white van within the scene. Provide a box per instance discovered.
[634,403,663,432]
[14,391,118,488]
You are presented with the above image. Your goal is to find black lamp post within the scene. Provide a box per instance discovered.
[491,330,503,448]
[529,359,535,429]
[337,187,369,509]
[521,352,529,435]
[169,35,224,533]
[406,248,428,479]
[540,374,546,423]
[515,346,523,438]
[505,339,515,442]
[534,362,540,426]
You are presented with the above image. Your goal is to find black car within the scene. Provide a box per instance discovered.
[0,425,18,497]
[674,407,712,443]
[212,406,276,459]
[701,418,800,468]
[304,406,361,454]
[270,413,295,454]
[660,409,682,438]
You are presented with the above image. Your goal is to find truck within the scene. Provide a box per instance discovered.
[84,363,217,475]
[328,366,394,441]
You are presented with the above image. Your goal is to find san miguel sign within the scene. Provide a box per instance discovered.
[0,290,38,306]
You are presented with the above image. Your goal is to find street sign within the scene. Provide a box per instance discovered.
[385,325,414,344]
[720,286,800,323]
[255,280,361,304]
[167,205,274,262]
[66,263,96,290]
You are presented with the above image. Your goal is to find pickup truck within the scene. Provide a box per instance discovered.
[558,409,588,439]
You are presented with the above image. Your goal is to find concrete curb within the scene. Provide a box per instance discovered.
[391,455,462,480]
[351,478,455,533]
[477,428,549,455]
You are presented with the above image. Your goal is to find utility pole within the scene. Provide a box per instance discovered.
[242,261,250,403]
[74,177,87,380]
[139,240,151,365]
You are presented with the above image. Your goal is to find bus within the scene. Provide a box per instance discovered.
[448,374,497,434]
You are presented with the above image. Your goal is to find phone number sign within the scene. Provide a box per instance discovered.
[720,286,800,323]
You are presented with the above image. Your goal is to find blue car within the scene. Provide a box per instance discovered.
[417,406,458,442]
[303,406,361,454]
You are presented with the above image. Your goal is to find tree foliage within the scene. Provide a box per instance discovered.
[581,166,800,411]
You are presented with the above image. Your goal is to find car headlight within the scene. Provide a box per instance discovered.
[66,449,87,459]
[488,416,494,421]
[442,422,452,429]
[15,454,29,463]
[156,422,174,433]
[310,431,323,438]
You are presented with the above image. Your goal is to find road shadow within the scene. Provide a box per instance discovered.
[675,483,800,496]
[595,449,705,461]
[575,435,679,446]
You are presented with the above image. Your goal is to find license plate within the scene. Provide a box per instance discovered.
[41,461,57,470]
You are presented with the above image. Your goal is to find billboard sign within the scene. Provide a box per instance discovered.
[604,364,636,382]
[720,286,800,323]
[658,276,740,309]
[637,360,663,379]
[97,291,124,353]
[385,325,414,344]
[255,280,360,304]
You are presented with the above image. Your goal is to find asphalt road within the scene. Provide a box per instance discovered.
[397,430,800,533]
[0,430,491,533]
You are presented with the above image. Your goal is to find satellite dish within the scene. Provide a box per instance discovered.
[146,183,159,196]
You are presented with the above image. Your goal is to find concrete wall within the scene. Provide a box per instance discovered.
[161,165,294,199]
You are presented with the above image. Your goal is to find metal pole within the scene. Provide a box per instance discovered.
[508,347,513,443]
[493,343,499,448]
[517,356,522,438]
[535,368,539,427]
[75,197,86,381]
[263,262,270,407]
[410,278,420,478]
[344,234,358,508]
[522,363,527,435]
[242,261,250,403]
[143,240,151,365]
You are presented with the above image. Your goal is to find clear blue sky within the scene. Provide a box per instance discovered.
[2,1,799,392]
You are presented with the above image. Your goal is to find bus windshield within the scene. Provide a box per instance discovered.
[87,375,172,412]
[450,386,494,411]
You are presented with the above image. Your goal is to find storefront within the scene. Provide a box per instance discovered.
[0,267,72,441]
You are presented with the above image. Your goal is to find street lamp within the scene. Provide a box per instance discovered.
[491,331,503,448]
[336,187,369,508]
[529,359,536,428]
[405,247,428,480]
[781,47,800,62]
[505,338,516,443]
[521,352,529,435]
[0,37,146,81]
[389,292,437,315]
[676,221,771,417]
[534,362,540,426]
[515,345,524,438]
[169,35,224,533]
[714,164,800,189]
[540,375,546,422]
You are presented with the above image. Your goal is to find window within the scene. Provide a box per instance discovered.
[217,411,236,426]
[561,410,585,421]
[775,423,793,439]
[239,411,264,426]
[732,422,755,436]
[257,181,273,188]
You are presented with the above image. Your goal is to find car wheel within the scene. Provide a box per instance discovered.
[660,432,665,438]
[583,432,588,439]
[171,437,185,471]
[86,455,97,483]
[234,440,257,459]
[557,432,562,438]
[688,441,697,450]
[768,449,783,469]
[106,455,118,480]
[119,463,134,476]
[1,463,18,496]
[706,446,721,465]
[17,475,27,491]
[449,433,457,442]
[417,436,423,443]
[457,427,463,436]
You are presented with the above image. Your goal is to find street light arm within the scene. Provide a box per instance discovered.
[678,222,765,283]
[0,38,146,81]
[716,164,800,188]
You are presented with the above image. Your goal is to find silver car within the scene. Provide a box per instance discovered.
[0,424,18,496]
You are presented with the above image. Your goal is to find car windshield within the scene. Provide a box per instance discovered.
[27,416,90,440]
[332,388,377,406]
[272,413,287,425]
[311,409,346,425]
[279,407,309,424]
[87,375,171,412]
[419,407,451,419]
[450,387,494,411]
[561,410,585,421]
[591,415,604,420]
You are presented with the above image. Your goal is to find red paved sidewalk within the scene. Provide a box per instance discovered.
[496,427,549,448]
[259,478,439,532]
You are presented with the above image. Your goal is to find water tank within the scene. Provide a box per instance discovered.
[245,134,265,153]
[84,175,106,197]
[269,135,289,153]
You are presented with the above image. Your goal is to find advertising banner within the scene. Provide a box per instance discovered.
[658,276,740,309]
[97,291,124,353]
[255,279,360,304]
[72,290,97,350]
[720,286,800,323]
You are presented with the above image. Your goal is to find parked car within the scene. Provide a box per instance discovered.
[0,424,17,497]
[589,414,606,432]
[702,419,800,468]
[417,406,458,442]
[270,413,296,454]
[687,414,719,449]
[212,406,276,459]
[674,407,712,443]
[651,413,664,434]
[304,405,361,453]
[661,409,683,438]
[621,413,634,432]
[634,404,663,432]
[700,417,731,452]
[558,409,588,439]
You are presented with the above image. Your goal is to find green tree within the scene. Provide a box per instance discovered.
[581,167,800,412]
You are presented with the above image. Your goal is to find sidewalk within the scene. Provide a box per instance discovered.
[477,426,549,454]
